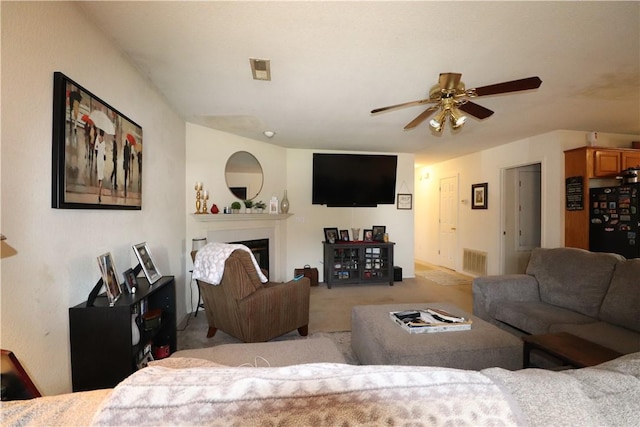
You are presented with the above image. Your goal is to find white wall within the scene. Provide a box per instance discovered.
[1,2,186,394]
[415,130,639,274]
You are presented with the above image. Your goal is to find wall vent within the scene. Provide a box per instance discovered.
[462,249,488,276]
[249,58,271,81]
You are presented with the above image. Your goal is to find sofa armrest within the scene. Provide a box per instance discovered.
[472,274,540,321]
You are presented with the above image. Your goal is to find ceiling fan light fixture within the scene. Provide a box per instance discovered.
[449,107,466,130]
[429,109,446,132]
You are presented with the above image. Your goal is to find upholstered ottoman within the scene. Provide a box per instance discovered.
[172,337,347,367]
[352,303,521,370]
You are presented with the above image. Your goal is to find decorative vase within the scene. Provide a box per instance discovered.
[131,313,140,346]
[280,190,290,214]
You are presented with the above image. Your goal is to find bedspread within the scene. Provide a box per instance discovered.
[91,362,524,426]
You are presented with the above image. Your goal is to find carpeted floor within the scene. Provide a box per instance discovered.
[418,269,472,286]
[176,263,473,364]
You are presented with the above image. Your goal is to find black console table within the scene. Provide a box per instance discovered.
[323,241,395,288]
[69,276,176,391]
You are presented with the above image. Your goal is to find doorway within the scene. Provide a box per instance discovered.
[439,175,459,270]
[501,163,541,274]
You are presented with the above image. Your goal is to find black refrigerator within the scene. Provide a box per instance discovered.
[589,184,639,259]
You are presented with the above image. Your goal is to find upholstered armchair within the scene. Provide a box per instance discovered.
[194,249,310,343]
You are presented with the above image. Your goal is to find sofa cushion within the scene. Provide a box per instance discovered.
[549,321,640,354]
[525,247,623,317]
[491,301,595,335]
[598,258,640,333]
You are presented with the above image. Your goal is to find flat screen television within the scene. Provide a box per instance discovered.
[312,153,398,207]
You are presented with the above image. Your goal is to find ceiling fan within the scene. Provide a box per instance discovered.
[371,73,542,133]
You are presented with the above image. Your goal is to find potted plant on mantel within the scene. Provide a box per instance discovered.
[243,200,253,213]
[254,200,266,213]
[231,201,241,213]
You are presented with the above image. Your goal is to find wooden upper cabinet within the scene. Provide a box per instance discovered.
[593,149,621,177]
[622,151,640,170]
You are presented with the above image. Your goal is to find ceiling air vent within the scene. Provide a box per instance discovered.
[250,58,271,81]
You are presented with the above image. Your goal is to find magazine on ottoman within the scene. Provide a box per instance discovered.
[390,308,472,334]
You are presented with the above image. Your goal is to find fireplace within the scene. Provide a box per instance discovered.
[230,238,269,272]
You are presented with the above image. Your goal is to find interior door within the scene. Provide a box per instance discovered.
[439,176,458,270]
[502,164,541,274]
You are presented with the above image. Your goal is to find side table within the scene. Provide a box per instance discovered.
[522,332,622,369]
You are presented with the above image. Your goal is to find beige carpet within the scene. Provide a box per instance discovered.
[418,270,473,286]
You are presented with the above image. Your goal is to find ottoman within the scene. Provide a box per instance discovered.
[172,337,347,367]
[352,303,521,370]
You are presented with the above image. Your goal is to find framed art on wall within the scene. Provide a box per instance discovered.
[397,193,412,210]
[52,72,143,209]
[472,183,488,209]
[97,252,122,306]
[132,242,161,284]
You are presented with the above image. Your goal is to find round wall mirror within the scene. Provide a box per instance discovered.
[225,151,263,200]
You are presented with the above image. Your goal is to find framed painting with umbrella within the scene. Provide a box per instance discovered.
[52,72,143,209]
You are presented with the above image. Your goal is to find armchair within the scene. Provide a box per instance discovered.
[194,249,310,343]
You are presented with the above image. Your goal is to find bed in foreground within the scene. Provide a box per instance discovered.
[2,351,639,426]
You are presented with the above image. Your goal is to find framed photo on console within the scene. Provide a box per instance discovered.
[324,227,339,243]
[372,225,386,241]
[363,229,373,242]
[132,242,161,284]
[97,252,122,305]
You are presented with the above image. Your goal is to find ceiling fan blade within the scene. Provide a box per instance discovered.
[439,73,462,91]
[371,98,437,114]
[458,101,494,120]
[403,105,439,129]
[470,76,542,97]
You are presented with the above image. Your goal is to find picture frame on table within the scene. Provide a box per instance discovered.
[471,183,488,209]
[97,252,122,306]
[324,227,339,244]
[363,229,373,242]
[372,225,386,241]
[340,230,350,241]
[132,242,161,284]
[51,72,143,210]
[397,193,412,210]
[122,267,138,294]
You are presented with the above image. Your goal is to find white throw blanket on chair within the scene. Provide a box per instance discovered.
[192,243,268,285]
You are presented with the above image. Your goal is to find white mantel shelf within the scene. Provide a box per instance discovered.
[191,213,293,222]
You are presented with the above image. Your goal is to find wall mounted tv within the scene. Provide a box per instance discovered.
[312,153,398,207]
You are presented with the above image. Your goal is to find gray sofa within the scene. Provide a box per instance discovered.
[473,247,640,354]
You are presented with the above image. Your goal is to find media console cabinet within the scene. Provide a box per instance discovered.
[69,276,176,391]
[323,241,395,288]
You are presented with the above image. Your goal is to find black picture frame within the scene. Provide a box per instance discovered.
[339,229,350,241]
[324,227,339,243]
[122,268,138,294]
[472,183,488,209]
[363,229,373,242]
[132,242,161,284]
[52,72,143,209]
[372,225,386,241]
[397,193,412,210]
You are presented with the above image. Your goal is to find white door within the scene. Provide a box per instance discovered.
[502,164,541,274]
[439,176,458,270]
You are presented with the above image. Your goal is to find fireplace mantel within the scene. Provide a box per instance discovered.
[191,213,291,282]
[191,213,292,222]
